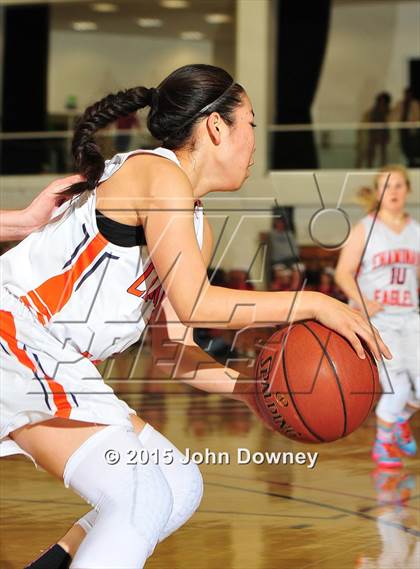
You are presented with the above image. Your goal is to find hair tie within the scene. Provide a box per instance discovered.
[148,87,159,108]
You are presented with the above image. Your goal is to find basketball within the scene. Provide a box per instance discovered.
[255,320,381,443]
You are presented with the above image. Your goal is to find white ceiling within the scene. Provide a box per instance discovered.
[2,0,236,41]
[1,0,416,42]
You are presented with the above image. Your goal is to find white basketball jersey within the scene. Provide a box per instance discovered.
[0,147,204,362]
[357,214,419,318]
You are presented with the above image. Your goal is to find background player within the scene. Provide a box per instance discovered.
[336,165,420,468]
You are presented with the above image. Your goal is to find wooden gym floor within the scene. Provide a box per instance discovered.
[1,351,419,568]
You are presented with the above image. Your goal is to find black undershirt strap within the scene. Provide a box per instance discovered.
[96,200,202,247]
[95,209,146,247]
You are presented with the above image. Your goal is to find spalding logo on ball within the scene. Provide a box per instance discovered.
[255,320,381,443]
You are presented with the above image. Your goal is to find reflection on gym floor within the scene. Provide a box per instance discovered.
[1,352,419,568]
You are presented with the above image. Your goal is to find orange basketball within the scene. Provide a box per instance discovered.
[254,320,381,443]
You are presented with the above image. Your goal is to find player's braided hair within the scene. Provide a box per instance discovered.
[66,64,244,197]
[70,86,151,195]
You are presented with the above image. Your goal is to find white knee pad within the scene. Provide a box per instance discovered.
[64,425,173,569]
[159,458,203,541]
[77,423,203,546]
[137,425,203,541]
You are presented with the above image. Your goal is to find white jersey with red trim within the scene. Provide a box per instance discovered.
[0,147,204,362]
[357,215,419,320]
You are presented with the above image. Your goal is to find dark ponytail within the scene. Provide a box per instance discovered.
[67,64,244,197]
[66,86,152,196]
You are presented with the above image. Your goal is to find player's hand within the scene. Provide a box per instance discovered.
[24,174,84,230]
[313,293,392,361]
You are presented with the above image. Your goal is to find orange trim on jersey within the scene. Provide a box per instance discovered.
[20,295,31,310]
[0,310,72,418]
[127,262,155,297]
[81,350,101,365]
[26,233,107,321]
[41,376,72,418]
[28,290,51,319]
[0,311,36,371]
[37,313,46,326]
[20,294,47,325]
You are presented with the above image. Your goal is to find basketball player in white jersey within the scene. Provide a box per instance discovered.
[0,64,390,568]
[336,165,419,469]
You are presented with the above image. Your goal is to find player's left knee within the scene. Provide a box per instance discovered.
[179,460,204,517]
[189,461,204,509]
[159,460,203,542]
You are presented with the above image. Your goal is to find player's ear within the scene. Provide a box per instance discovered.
[207,112,222,145]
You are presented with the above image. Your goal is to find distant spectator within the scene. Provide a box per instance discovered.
[270,263,292,291]
[356,92,392,168]
[269,216,299,273]
[390,87,420,167]
[318,266,347,301]
[367,92,392,167]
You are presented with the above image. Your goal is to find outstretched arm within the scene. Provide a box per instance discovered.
[129,158,390,360]
[0,174,83,241]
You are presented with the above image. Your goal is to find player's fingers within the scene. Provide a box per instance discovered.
[342,327,366,359]
[352,324,381,361]
[372,330,392,360]
[359,321,392,360]
[49,174,85,194]
[370,325,383,347]
[370,323,384,344]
